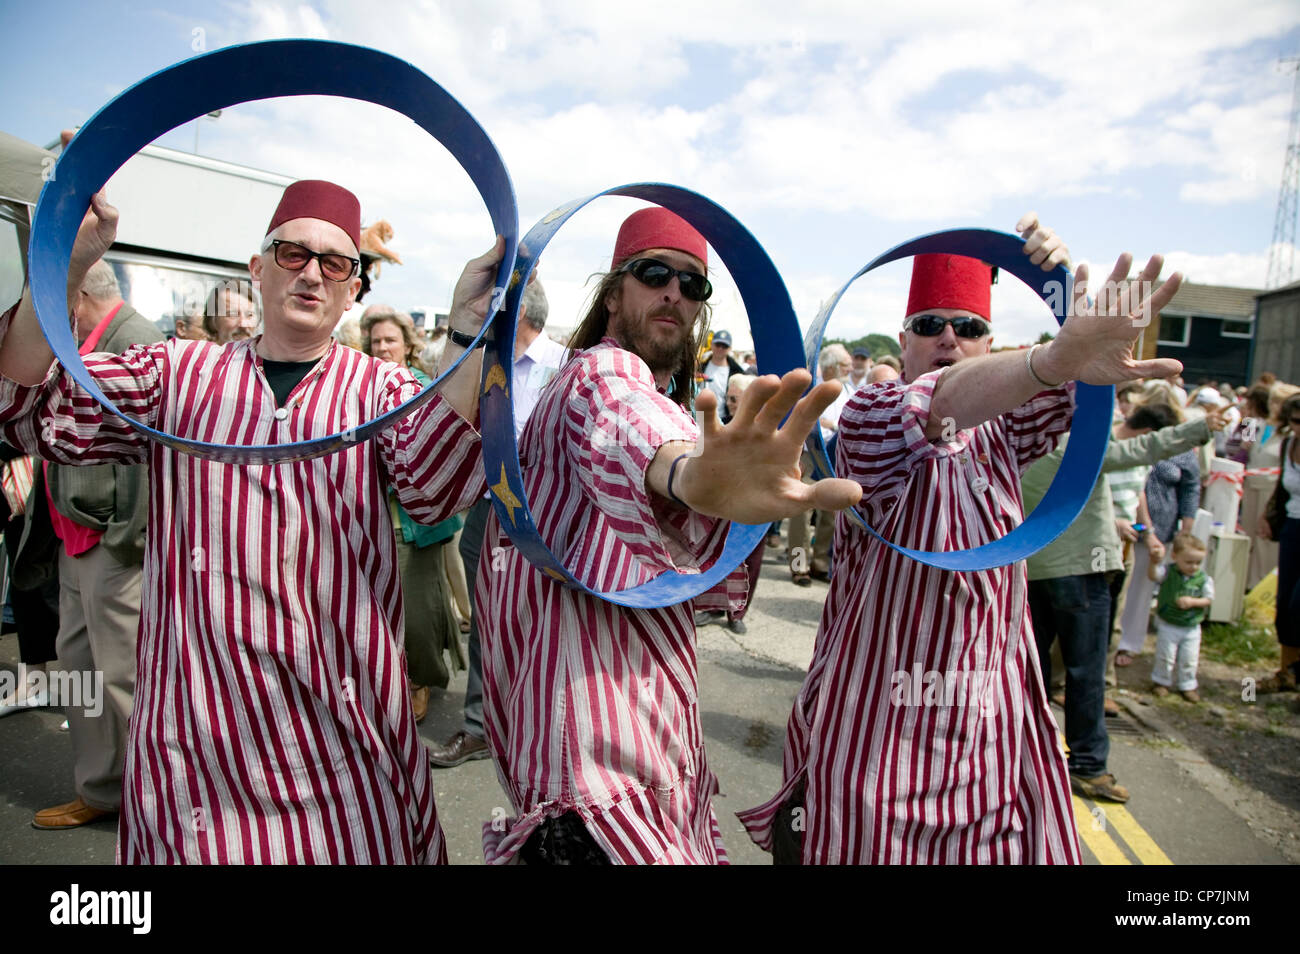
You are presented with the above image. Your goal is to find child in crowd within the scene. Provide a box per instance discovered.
[1148,532,1214,702]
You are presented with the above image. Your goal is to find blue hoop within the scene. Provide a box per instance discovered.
[802,229,1112,572]
[479,185,804,609]
[27,39,517,464]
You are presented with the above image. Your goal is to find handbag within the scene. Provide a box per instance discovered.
[1264,436,1292,539]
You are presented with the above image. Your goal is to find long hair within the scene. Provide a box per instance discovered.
[566,268,712,409]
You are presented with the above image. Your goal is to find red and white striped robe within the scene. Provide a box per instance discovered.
[0,325,484,863]
[477,339,746,865]
[738,370,1082,864]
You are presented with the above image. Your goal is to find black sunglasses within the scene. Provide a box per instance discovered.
[904,314,990,339]
[620,258,712,302]
[269,240,360,282]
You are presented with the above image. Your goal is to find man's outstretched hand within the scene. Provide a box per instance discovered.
[666,369,862,524]
[1034,253,1184,387]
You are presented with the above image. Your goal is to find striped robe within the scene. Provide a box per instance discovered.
[738,370,1082,864]
[0,329,484,863]
[477,339,746,865]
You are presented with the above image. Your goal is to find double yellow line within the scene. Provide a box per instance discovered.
[1072,795,1172,865]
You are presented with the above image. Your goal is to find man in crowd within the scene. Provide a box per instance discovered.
[847,347,873,390]
[1023,400,1224,804]
[30,260,160,830]
[698,327,744,405]
[476,207,859,864]
[0,181,495,863]
[740,216,1186,863]
[202,281,258,344]
[428,277,567,768]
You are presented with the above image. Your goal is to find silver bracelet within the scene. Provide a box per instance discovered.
[1026,344,1063,389]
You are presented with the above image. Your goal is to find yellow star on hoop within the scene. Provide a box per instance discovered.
[541,204,573,225]
[483,362,508,397]
[491,463,522,526]
[542,567,566,581]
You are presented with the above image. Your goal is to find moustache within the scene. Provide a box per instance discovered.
[647,304,689,325]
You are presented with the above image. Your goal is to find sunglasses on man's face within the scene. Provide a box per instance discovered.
[620,258,712,302]
[269,240,360,282]
[904,314,991,339]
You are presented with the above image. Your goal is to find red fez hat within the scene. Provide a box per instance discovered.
[905,254,993,320]
[611,207,708,270]
[265,180,362,254]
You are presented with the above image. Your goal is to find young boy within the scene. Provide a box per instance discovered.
[1148,532,1215,702]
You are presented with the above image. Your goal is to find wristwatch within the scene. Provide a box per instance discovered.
[448,327,487,350]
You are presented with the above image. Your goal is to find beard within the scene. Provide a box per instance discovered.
[615,304,694,378]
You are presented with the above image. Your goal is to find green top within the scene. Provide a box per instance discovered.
[390,365,465,549]
[1155,566,1211,628]
[1021,417,1210,581]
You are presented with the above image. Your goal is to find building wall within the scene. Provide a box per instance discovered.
[1250,289,1300,384]
[1154,314,1254,386]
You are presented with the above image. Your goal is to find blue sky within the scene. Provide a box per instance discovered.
[4,0,1298,349]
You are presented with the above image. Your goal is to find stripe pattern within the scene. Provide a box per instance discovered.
[738,371,1082,864]
[0,331,484,863]
[478,340,744,865]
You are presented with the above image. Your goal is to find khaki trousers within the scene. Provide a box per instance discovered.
[56,544,142,812]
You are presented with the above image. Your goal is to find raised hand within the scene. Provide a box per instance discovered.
[447,235,507,336]
[68,191,119,286]
[1035,254,1184,386]
[1016,211,1071,271]
[671,369,862,524]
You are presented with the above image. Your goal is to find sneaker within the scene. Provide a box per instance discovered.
[425,731,489,768]
[694,610,725,628]
[1070,772,1130,803]
[727,618,747,635]
[1151,684,1170,698]
[1180,689,1201,703]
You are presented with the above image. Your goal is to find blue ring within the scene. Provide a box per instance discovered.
[802,229,1112,572]
[479,185,802,609]
[28,39,517,464]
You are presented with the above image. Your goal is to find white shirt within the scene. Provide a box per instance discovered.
[512,332,569,438]
[702,359,730,404]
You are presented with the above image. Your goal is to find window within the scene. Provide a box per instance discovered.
[1157,313,1190,346]
[1221,318,1253,339]
[103,252,252,338]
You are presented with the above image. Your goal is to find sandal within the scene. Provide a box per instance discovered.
[1114,652,1134,668]
[791,572,812,587]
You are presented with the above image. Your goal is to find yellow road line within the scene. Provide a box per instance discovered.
[1102,803,1174,865]
[1072,795,1131,865]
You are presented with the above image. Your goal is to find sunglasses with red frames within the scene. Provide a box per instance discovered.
[269,240,360,282]
[620,257,713,302]
[904,314,991,339]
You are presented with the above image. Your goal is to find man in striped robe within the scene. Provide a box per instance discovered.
[0,181,501,863]
[476,208,861,864]
[740,215,1187,863]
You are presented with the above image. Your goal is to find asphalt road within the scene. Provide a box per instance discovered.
[0,545,1293,865]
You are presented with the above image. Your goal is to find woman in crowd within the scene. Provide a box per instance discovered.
[361,306,463,722]
[1116,384,1202,667]
[1257,392,1300,692]
[1243,382,1300,587]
